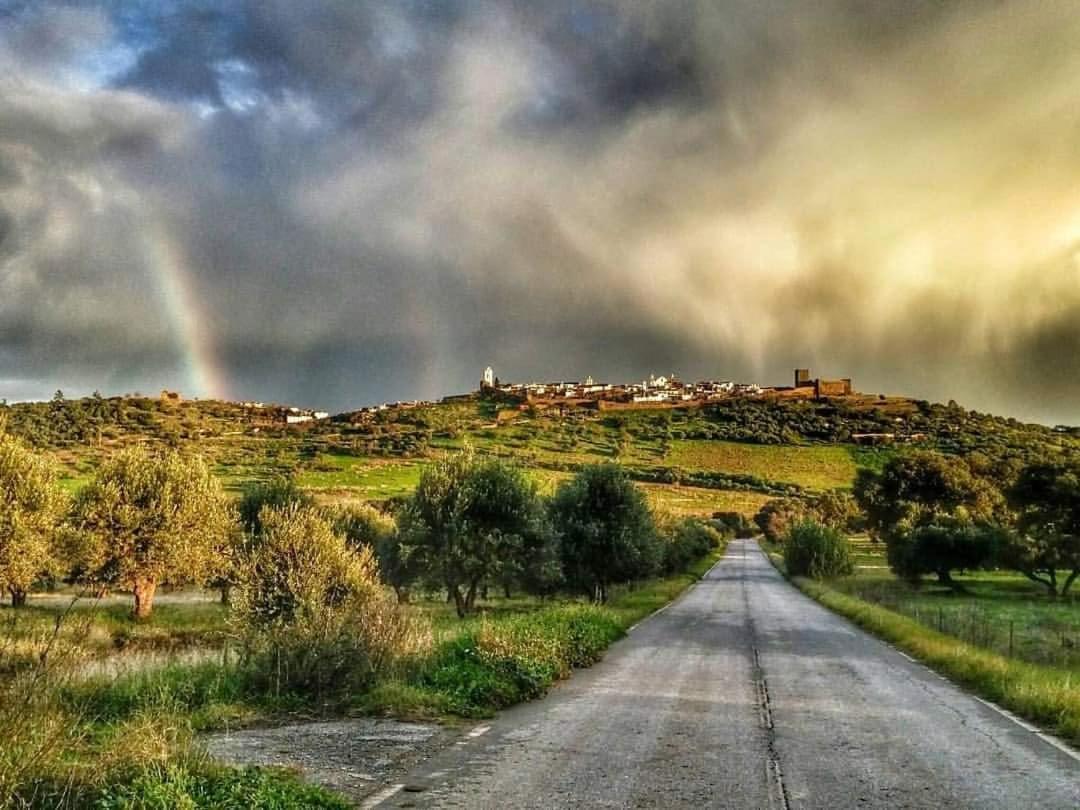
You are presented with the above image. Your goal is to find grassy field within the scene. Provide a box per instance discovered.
[640,483,772,518]
[667,440,857,490]
[295,454,423,498]
[831,540,1080,669]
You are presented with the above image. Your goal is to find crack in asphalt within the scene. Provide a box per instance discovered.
[903,661,1008,755]
[741,548,793,810]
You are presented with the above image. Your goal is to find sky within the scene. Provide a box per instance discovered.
[1,0,1079,424]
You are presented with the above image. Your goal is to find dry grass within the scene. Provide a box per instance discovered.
[640,484,772,518]
[667,440,857,490]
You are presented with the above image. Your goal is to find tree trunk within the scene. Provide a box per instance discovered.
[503,583,512,600]
[393,586,411,604]
[1022,570,1060,595]
[1061,569,1079,598]
[450,585,467,618]
[465,582,479,612]
[132,578,158,619]
[219,584,232,605]
[9,587,26,608]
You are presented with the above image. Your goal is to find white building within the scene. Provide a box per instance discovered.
[482,366,495,388]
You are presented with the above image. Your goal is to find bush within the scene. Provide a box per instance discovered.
[661,519,722,574]
[232,504,429,699]
[754,498,809,544]
[332,503,394,550]
[783,521,855,579]
[712,511,754,538]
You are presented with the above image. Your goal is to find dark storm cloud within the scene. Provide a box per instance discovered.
[2,0,1080,423]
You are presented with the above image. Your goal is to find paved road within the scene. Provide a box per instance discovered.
[376,539,1079,809]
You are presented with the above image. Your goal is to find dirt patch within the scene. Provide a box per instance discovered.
[203,718,458,803]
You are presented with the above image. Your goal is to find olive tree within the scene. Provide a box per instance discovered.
[551,463,660,603]
[397,452,547,617]
[71,447,233,618]
[1003,462,1080,596]
[0,433,65,606]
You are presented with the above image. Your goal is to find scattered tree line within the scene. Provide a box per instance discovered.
[758,450,1080,596]
[0,427,723,621]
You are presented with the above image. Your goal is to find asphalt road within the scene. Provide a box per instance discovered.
[374,539,1080,809]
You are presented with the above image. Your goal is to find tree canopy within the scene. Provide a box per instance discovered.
[1003,462,1080,596]
[396,451,548,616]
[551,463,660,603]
[0,433,65,606]
[854,451,1002,587]
[71,447,233,617]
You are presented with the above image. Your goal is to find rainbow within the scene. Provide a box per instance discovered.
[141,228,229,401]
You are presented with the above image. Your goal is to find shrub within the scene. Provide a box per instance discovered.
[0,611,87,808]
[332,503,394,550]
[754,498,809,544]
[92,763,351,809]
[712,511,754,538]
[783,521,855,579]
[232,504,429,699]
[237,476,313,536]
[661,519,722,574]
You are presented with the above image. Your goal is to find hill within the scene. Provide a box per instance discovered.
[2,390,1077,518]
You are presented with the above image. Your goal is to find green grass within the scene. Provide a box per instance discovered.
[296,456,423,498]
[667,440,857,490]
[88,763,352,809]
[5,597,229,658]
[835,539,1080,668]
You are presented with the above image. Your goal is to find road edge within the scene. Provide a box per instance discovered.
[760,542,1080,759]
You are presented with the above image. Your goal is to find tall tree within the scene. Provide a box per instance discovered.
[551,463,660,603]
[0,433,65,606]
[71,447,233,618]
[1003,462,1080,596]
[397,451,545,617]
[854,451,1002,588]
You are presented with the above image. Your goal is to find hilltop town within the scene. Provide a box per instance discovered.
[471,367,853,411]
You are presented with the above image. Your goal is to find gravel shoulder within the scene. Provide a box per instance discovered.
[203,718,460,803]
